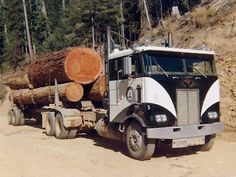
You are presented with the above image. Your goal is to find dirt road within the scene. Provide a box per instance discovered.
[0,112,236,177]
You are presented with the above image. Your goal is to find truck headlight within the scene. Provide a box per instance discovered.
[155,114,167,123]
[208,112,218,119]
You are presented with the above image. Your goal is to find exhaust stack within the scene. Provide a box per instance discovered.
[168,33,173,48]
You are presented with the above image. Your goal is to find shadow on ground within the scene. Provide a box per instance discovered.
[79,132,198,159]
[15,120,200,159]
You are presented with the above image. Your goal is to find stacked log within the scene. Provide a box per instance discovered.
[1,72,31,89]
[2,47,105,106]
[89,74,106,101]
[12,82,83,106]
[28,47,102,87]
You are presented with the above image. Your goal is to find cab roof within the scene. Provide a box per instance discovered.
[109,45,215,60]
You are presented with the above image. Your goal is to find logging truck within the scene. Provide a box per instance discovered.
[7,33,224,160]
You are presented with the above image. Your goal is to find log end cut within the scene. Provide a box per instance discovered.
[65,82,84,102]
[65,48,102,85]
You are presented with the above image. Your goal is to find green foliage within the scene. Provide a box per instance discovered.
[0,3,5,66]
[0,0,205,70]
[30,0,49,53]
[4,0,25,70]
[63,0,120,47]
[45,0,63,31]
[46,28,65,51]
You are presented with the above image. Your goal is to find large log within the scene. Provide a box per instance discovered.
[1,72,31,89]
[89,75,106,101]
[28,47,102,88]
[65,48,103,84]
[12,82,83,106]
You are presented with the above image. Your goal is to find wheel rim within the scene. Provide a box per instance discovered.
[129,129,143,152]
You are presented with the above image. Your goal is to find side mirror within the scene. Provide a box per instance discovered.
[123,56,132,76]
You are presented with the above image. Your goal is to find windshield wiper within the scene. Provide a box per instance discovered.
[153,59,169,77]
[187,66,207,78]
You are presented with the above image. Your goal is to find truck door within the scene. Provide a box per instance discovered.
[108,55,142,122]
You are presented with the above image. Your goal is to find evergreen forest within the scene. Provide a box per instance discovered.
[0,0,203,70]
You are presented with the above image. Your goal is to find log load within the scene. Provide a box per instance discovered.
[28,47,102,88]
[89,74,106,101]
[12,82,83,106]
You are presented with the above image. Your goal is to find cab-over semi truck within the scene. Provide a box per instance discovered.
[8,33,224,160]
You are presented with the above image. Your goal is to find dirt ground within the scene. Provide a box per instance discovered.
[0,103,236,177]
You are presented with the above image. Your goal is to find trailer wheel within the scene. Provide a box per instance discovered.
[68,129,77,139]
[8,109,13,125]
[192,134,216,151]
[55,113,69,139]
[45,113,55,136]
[19,115,25,125]
[125,122,155,160]
[11,108,22,126]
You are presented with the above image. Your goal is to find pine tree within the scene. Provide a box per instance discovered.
[30,0,49,53]
[0,2,5,69]
[4,0,26,69]
[123,0,141,41]
[63,0,120,47]
[44,0,65,51]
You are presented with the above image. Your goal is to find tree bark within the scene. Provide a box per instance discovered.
[89,74,106,101]
[22,0,34,61]
[12,82,83,106]
[28,47,102,88]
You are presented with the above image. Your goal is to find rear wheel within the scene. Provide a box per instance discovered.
[11,108,22,126]
[125,122,156,160]
[55,113,69,139]
[68,129,77,139]
[192,134,216,151]
[8,109,13,125]
[45,113,55,136]
[19,115,25,125]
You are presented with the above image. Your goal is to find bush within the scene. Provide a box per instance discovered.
[192,7,208,28]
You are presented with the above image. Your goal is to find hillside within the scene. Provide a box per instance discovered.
[150,0,236,130]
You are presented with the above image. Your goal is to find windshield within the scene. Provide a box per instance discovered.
[143,51,216,75]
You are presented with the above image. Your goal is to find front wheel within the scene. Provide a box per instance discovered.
[125,122,156,160]
[192,134,216,151]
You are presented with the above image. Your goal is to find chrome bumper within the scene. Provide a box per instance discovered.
[146,122,224,139]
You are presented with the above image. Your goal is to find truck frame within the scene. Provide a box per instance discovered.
[8,31,224,160]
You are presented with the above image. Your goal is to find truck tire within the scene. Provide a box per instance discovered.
[55,113,69,139]
[19,115,25,125]
[8,109,13,125]
[12,108,22,126]
[68,129,77,139]
[192,134,216,151]
[125,122,156,160]
[45,113,55,136]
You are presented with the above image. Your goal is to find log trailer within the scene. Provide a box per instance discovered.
[8,32,224,160]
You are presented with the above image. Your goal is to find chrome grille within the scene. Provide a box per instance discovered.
[176,89,200,126]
